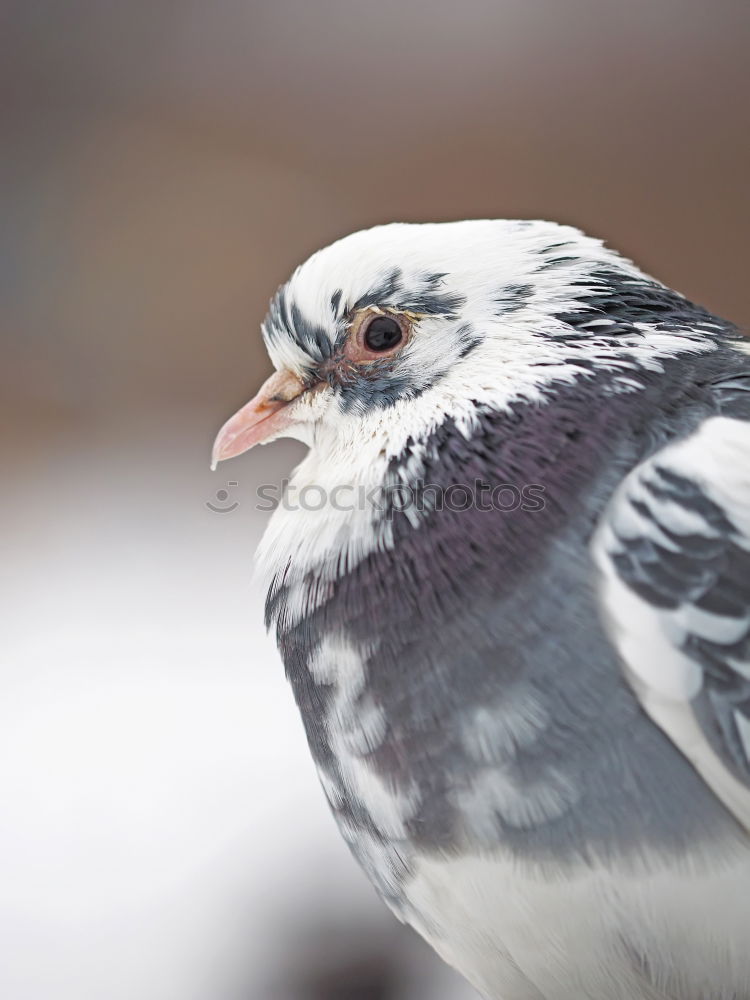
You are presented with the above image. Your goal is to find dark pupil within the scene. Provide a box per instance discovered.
[364,315,403,351]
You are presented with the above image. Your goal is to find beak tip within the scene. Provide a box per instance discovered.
[210,438,229,471]
[210,428,231,470]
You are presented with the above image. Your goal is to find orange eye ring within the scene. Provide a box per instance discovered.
[345,309,412,363]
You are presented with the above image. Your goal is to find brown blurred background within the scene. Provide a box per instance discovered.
[1,2,748,999]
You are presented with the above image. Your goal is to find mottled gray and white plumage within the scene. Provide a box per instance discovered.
[213,221,750,1000]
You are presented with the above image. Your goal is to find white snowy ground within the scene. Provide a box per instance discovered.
[0,413,474,1000]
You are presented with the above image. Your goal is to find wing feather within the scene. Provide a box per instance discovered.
[593,415,750,829]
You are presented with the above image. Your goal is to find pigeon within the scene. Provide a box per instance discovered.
[212,221,750,1000]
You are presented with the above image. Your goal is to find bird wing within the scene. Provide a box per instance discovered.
[593,410,750,831]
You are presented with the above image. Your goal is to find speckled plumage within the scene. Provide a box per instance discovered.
[216,221,750,999]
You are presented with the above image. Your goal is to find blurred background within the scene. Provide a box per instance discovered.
[1,2,748,998]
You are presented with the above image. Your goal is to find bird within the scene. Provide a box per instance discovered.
[212,220,750,1000]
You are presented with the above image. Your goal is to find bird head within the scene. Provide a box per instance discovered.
[214,220,650,467]
[211,220,718,592]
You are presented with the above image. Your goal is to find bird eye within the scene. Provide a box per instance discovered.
[344,309,411,363]
[362,315,405,352]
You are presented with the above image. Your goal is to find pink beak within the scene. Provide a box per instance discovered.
[211,369,307,469]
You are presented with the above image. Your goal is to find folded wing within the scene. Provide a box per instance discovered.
[593,414,750,830]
